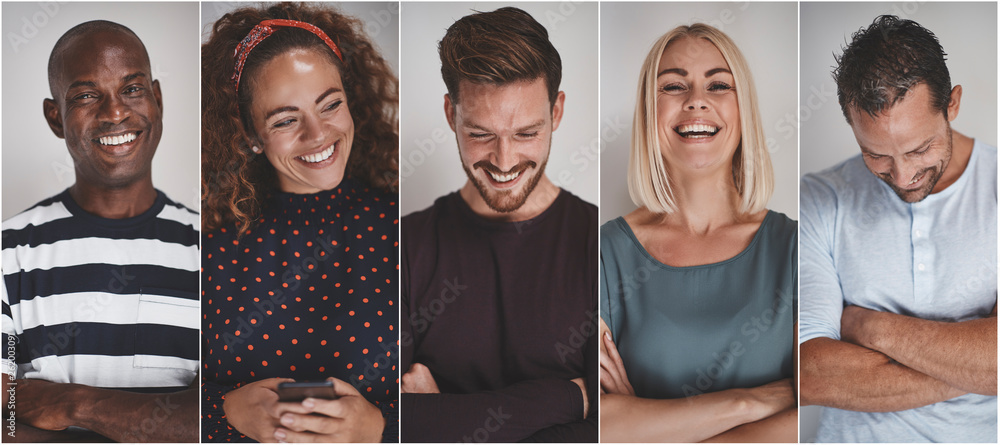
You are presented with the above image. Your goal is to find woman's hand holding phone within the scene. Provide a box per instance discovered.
[273,377,385,443]
[222,377,294,443]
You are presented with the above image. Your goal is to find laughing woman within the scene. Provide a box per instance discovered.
[200,2,398,442]
[599,24,797,442]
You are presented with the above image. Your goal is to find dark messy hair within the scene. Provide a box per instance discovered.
[834,15,951,123]
[201,2,398,235]
[439,6,561,107]
[48,20,148,99]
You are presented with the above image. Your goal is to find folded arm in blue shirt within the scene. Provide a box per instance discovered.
[841,303,997,394]
[801,303,996,412]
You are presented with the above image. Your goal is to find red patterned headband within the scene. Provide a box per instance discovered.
[231,19,344,92]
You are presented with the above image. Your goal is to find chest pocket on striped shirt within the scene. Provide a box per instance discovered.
[133,289,198,374]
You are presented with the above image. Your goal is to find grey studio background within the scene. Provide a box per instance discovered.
[800,2,997,441]
[2,2,200,218]
[201,2,399,74]
[399,2,599,215]
[600,2,798,225]
[801,2,997,175]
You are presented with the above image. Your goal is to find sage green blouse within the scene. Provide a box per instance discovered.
[600,211,797,399]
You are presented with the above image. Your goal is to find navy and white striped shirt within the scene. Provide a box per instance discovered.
[2,189,199,393]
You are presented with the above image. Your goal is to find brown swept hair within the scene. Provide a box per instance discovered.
[439,6,561,107]
[202,2,398,235]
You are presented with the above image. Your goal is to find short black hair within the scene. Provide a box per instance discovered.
[833,15,951,123]
[47,20,148,98]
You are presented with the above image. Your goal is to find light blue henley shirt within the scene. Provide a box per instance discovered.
[800,138,997,443]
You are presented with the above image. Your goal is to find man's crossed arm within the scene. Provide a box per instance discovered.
[801,303,996,412]
[3,375,198,442]
[400,363,591,442]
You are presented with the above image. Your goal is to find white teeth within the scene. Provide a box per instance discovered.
[98,133,137,146]
[298,144,336,163]
[676,124,720,137]
[489,170,521,183]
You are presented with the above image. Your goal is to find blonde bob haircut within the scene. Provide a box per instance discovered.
[628,24,774,214]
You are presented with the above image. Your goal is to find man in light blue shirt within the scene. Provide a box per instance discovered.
[800,15,997,442]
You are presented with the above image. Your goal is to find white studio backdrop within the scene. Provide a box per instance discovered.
[600,2,799,225]
[399,2,599,216]
[2,2,201,218]
[799,2,997,441]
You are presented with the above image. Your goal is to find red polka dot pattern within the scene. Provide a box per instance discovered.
[202,180,398,442]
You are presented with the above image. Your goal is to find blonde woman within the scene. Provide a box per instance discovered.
[599,24,797,442]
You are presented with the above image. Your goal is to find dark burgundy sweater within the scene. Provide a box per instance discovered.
[400,190,598,443]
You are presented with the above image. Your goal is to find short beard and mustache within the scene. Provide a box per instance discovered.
[461,149,549,213]
[880,165,942,203]
[873,127,952,204]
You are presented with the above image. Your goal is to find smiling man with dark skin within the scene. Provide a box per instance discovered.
[1,21,199,442]
[799,15,996,442]
[46,24,162,213]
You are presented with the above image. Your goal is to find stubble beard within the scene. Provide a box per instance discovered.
[877,127,953,204]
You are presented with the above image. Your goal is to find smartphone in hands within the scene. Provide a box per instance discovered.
[277,381,340,402]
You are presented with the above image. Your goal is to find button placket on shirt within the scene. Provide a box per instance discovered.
[910,202,934,304]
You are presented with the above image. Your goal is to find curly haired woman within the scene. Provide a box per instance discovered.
[200,3,398,442]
